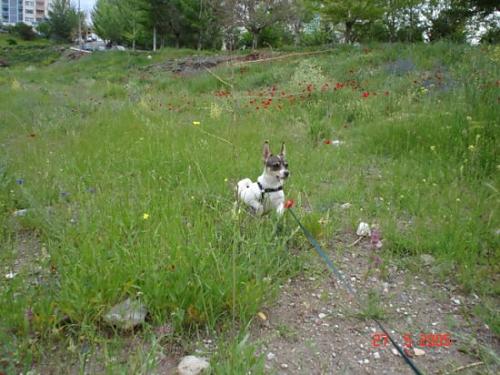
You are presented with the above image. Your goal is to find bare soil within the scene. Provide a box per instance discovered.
[251,231,499,374]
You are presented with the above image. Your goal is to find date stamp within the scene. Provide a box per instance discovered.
[372,332,452,348]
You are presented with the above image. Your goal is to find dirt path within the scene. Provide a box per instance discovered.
[251,231,499,374]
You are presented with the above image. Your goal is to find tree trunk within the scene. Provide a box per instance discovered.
[252,31,259,50]
[175,34,180,48]
[293,22,301,47]
[153,25,157,51]
[197,33,202,50]
[345,21,354,44]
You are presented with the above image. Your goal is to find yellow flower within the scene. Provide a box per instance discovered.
[192,121,201,126]
[143,213,150,220]
[224,178,228,182]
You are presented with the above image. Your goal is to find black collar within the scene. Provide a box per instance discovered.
[257,181,283,201]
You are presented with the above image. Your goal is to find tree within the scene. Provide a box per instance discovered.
[93,0,146,48]
[236,0,290,49]
[318,0,386,43]
[287,0,314,46]
[92,0,126,44]
[47,0,79,41]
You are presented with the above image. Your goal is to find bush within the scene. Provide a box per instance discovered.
[12,23,36,41]
[6,38,18,45]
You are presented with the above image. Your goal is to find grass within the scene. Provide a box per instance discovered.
[0,41,499,372]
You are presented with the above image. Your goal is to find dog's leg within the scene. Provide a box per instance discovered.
[276,202,285,216]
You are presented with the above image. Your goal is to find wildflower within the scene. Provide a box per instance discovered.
[16,178,24,185]
[466,116,472,121]
[324,140,332,145]
[284,199,295,209]
[143,213,150,220]
[192,121,201,126]
[362,91,370,98]
[371,229,383,249]
[456,198,461,202]
[430,145,436,151]
[224,178,228,182]
[468,145,475,151]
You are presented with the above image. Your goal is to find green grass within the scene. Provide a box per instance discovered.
[0,42,499,372]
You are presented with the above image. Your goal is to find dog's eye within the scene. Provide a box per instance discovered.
[273,163,280,168]
[284,162,288,168]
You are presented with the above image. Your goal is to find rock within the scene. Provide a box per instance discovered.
[266,352,276,360]
[280,363,288,369]
[331,140,344,147]
[5,271,17,279]
[177,355,210,375]
[451,297,461,305]
[373,352,380,359]
[391,348,400,356]
[356,222,371,237]
[103,298,147,330]
[340,202,352,209]
[420,254,435,266]
[413,348,425,356]
[13,209,29,217]
[318,313,327,319]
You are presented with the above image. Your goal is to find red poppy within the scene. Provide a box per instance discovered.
[284,199,295,209]
[362,91,370,98]
[324,139,332,145]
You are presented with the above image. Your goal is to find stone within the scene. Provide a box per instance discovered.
[373,352,380,359]
[414,348,425,356]
[266,352,276,360]
[103,298,147,330]
[177,355,210,375]
[420,254,435,266]
[356,222,371,237]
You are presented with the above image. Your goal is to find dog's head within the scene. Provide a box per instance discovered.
[262,141,289,181]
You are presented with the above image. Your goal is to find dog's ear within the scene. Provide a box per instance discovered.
[279,142,286,157]
[263,141,271,162]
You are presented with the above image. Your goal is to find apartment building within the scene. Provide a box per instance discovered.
[1,0,50,25]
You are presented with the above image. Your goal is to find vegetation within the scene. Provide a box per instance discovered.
[0,41,498,372]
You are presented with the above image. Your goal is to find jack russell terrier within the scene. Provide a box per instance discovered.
[237,141,289,216]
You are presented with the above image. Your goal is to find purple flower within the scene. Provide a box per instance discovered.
[371,229,383,249]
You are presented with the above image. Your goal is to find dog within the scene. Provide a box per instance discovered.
[237,141,289,216]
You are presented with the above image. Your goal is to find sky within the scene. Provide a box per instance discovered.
[79,0,96,13]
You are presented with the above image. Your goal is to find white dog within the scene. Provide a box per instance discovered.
[237,141,289,216]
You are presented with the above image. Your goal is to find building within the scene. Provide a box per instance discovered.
[1,0,50,25]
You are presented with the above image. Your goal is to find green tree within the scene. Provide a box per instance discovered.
[92,0,126,44]
[318,0,386,43]
[47,0,79,42]
[237,0,290,49]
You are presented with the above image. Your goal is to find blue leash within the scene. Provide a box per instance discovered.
[287,208,424,375]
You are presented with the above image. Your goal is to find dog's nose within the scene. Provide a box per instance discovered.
[284,171,289,177]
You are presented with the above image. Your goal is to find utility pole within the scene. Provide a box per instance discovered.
[78,0,82,49]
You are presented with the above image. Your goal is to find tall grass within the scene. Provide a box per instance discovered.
[0,42,498,371]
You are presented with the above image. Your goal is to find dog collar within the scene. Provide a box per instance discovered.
[257,181,283,201]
